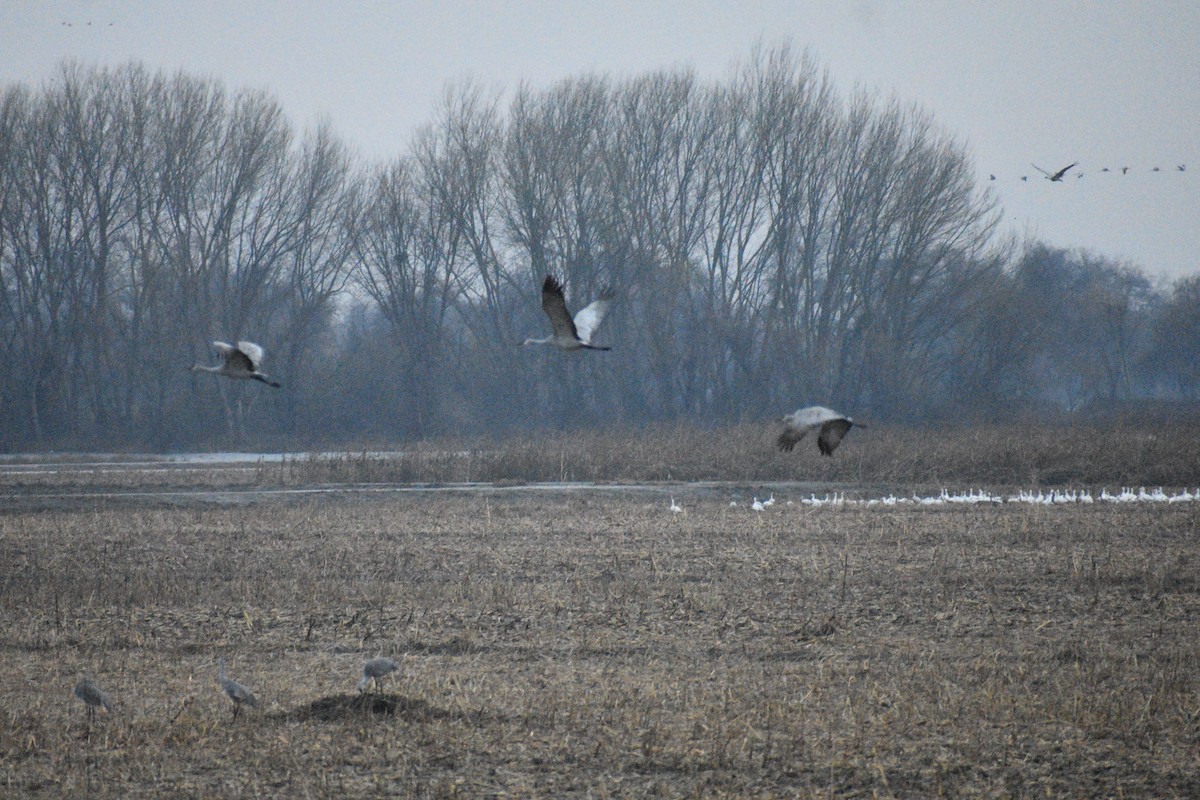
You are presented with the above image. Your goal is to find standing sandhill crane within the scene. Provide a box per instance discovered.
[522,275,613,352]
[1032,162,1077,182]
[777,406,865,457]
[74,678,113,723]
[191,341,282,387]
[217,658,258,719]
[357,657,400,693]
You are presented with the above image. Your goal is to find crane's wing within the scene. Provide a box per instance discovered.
[572,289,613,345]
[236,341,266,371]
[214,341,252,372]
[541,276,579,340]
[1031,164,1051,178]
[817,418,853,456]
[1054,162,1078,180]
[777,426,808,452]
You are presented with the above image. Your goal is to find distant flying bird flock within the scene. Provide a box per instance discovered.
[989,162,1186,182]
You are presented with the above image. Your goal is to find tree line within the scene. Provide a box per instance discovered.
[1,48,1196,450]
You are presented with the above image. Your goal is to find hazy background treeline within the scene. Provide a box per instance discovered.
[1,47,1197,451]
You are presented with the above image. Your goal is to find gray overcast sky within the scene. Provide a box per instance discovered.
[2,0,1197,281]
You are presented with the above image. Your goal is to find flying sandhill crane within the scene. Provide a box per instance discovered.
[522,275,613,351]
[777,406,865,457]
[191,341,281,387]
[217,658,258,719]
[1032,162,1077,182]
[357,657,400,693]
[74,678,112,723]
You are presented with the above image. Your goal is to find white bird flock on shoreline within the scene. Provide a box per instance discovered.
[724,486,1199,509]
[809,486,1197,507]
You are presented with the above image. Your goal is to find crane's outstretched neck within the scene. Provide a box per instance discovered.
[253,374,282,388]
[522,336,553,347]
[190,363,220,374]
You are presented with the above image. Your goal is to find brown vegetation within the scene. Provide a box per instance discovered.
[2,428,1199,797]
[285,421,1200,488]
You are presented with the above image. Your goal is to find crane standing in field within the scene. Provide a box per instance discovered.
[357,657,401,693]
[190,341,282,388]
[217,658,259,719]
[522,275,614,352]
[74,678,113,723]
[777,406,865,457]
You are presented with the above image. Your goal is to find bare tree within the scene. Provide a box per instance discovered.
[354,154,470,435]
[1149,275,1200,400]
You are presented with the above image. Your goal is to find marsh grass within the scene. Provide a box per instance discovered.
[273,422,1200,488]
[2,483,1199,797]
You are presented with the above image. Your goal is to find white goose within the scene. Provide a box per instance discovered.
[777,406,864,457]
[191,341,281,387]
[522,275,613,351]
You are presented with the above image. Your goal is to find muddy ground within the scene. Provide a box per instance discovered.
[2,472,1198,797]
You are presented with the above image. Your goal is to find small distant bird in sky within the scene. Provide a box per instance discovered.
[1152,166,1161,172]
[1100,167,1110,172]
[1032,162,1077,182]
[1177,164,1186,172]
[989,174,996,180]
[1021,175,1028,181]
[1121,167,1130,174]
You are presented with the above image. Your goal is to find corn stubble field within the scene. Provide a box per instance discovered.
[2,425,1200,798]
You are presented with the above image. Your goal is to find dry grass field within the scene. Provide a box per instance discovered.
[2,425,1199,798]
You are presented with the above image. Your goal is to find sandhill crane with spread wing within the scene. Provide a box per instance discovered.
[778,406,865,457]
[1032,162,1077,182]
[191,341,282,387]
[522,276,613,352]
